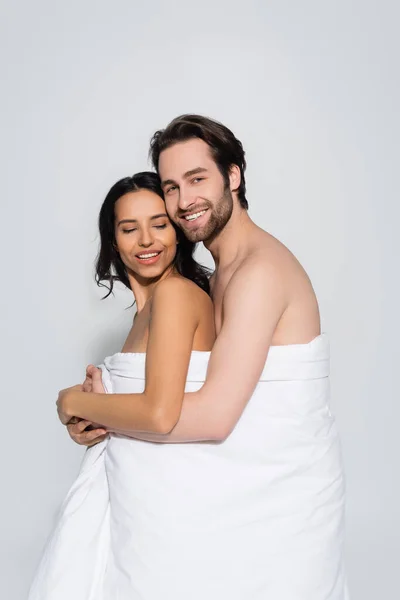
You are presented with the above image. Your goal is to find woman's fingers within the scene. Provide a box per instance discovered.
[86,364,97,377]
[82,376,92,393]
[83,365,105,394]
[90,366,106,394]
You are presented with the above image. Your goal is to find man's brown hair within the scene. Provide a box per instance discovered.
[149,114,248,210]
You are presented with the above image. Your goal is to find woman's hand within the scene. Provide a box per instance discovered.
[65,366,107,446]
[83,364,106,394]
[57,384,83,425]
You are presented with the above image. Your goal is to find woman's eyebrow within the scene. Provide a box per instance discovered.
[117,218,137,225]
[150,213,168,220]
[117,213,168,226]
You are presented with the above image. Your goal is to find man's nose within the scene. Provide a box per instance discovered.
[178,186,196,212]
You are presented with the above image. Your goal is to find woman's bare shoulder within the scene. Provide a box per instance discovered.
[152,276,215,350]
[152,275,213,313]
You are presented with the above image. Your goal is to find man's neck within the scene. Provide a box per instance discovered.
[205,205,257,270]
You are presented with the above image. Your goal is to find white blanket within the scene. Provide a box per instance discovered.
[29,334,349,599]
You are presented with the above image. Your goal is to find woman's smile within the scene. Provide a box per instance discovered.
[135,250,163,265]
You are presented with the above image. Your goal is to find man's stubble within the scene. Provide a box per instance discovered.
[178,186,234,245]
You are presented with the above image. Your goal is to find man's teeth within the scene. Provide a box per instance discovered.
[138,252,159,259]
[184,210,206,221]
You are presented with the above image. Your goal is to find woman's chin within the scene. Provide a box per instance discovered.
[132,261,175,281]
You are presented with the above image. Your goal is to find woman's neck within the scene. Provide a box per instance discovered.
[128,265,176,313]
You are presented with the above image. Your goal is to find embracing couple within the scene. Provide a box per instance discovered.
[29,115,348,599]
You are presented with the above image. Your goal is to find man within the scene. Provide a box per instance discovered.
[66,115,347,598]
[69,114,321,442]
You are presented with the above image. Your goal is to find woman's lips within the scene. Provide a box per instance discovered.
[135,251,162,265]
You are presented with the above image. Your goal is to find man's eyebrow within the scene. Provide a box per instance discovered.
[161,179,176,188]
[117,213,168,226]
[161,167,208,188]
[183,167,208,179]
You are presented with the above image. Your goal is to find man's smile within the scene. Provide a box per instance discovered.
[179,208,209,228]
[184,209,207,221]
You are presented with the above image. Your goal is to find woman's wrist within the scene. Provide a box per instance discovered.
[67,390,87,419]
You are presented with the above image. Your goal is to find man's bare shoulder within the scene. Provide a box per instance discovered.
[226,228,320,343]
[238,228,311,283]
[225,251,285,304]
[230,231,288,282]
[226,227,317,306]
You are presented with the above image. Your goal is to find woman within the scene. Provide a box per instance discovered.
[29,171,215,599]
[57,171,215,433]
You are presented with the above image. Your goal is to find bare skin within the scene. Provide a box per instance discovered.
[63,137,320,445]
[60,187,215,445]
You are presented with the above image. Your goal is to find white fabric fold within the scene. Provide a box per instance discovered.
[29,334,349,599]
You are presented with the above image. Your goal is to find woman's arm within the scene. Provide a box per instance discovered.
[128,261,286,442]
[66,260,287,445]
[58,278,200,433]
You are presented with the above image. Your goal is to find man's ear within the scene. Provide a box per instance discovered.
[229,164,241,193]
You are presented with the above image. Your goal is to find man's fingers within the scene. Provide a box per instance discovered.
[67,419,90,433]
[77,428,106,442]
[74,429,107,445]
[67,424,107,446]
[67,420,106,436]
[86,434,108,447]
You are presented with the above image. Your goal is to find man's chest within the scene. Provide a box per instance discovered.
[210,272,233,335]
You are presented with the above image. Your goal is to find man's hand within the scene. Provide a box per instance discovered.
[66,365,107,447]
[67,417,108,447]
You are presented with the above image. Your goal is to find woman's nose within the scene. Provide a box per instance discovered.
[138,229,154,247]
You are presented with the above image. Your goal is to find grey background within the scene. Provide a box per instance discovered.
[1,1,399,598]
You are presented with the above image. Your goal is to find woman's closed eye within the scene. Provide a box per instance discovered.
[122,228,137,234]
[153,224,167,230]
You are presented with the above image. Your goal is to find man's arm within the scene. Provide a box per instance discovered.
[126,260,288,442]
[67,261,287,445]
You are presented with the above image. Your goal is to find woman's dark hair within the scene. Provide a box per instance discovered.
[149,114,248,210]
[95,171,211,298]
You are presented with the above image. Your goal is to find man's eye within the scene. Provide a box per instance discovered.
[192,177,204,184]
[166,186,177,194]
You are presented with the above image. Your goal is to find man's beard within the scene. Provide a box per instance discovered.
[178,186,234,244]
